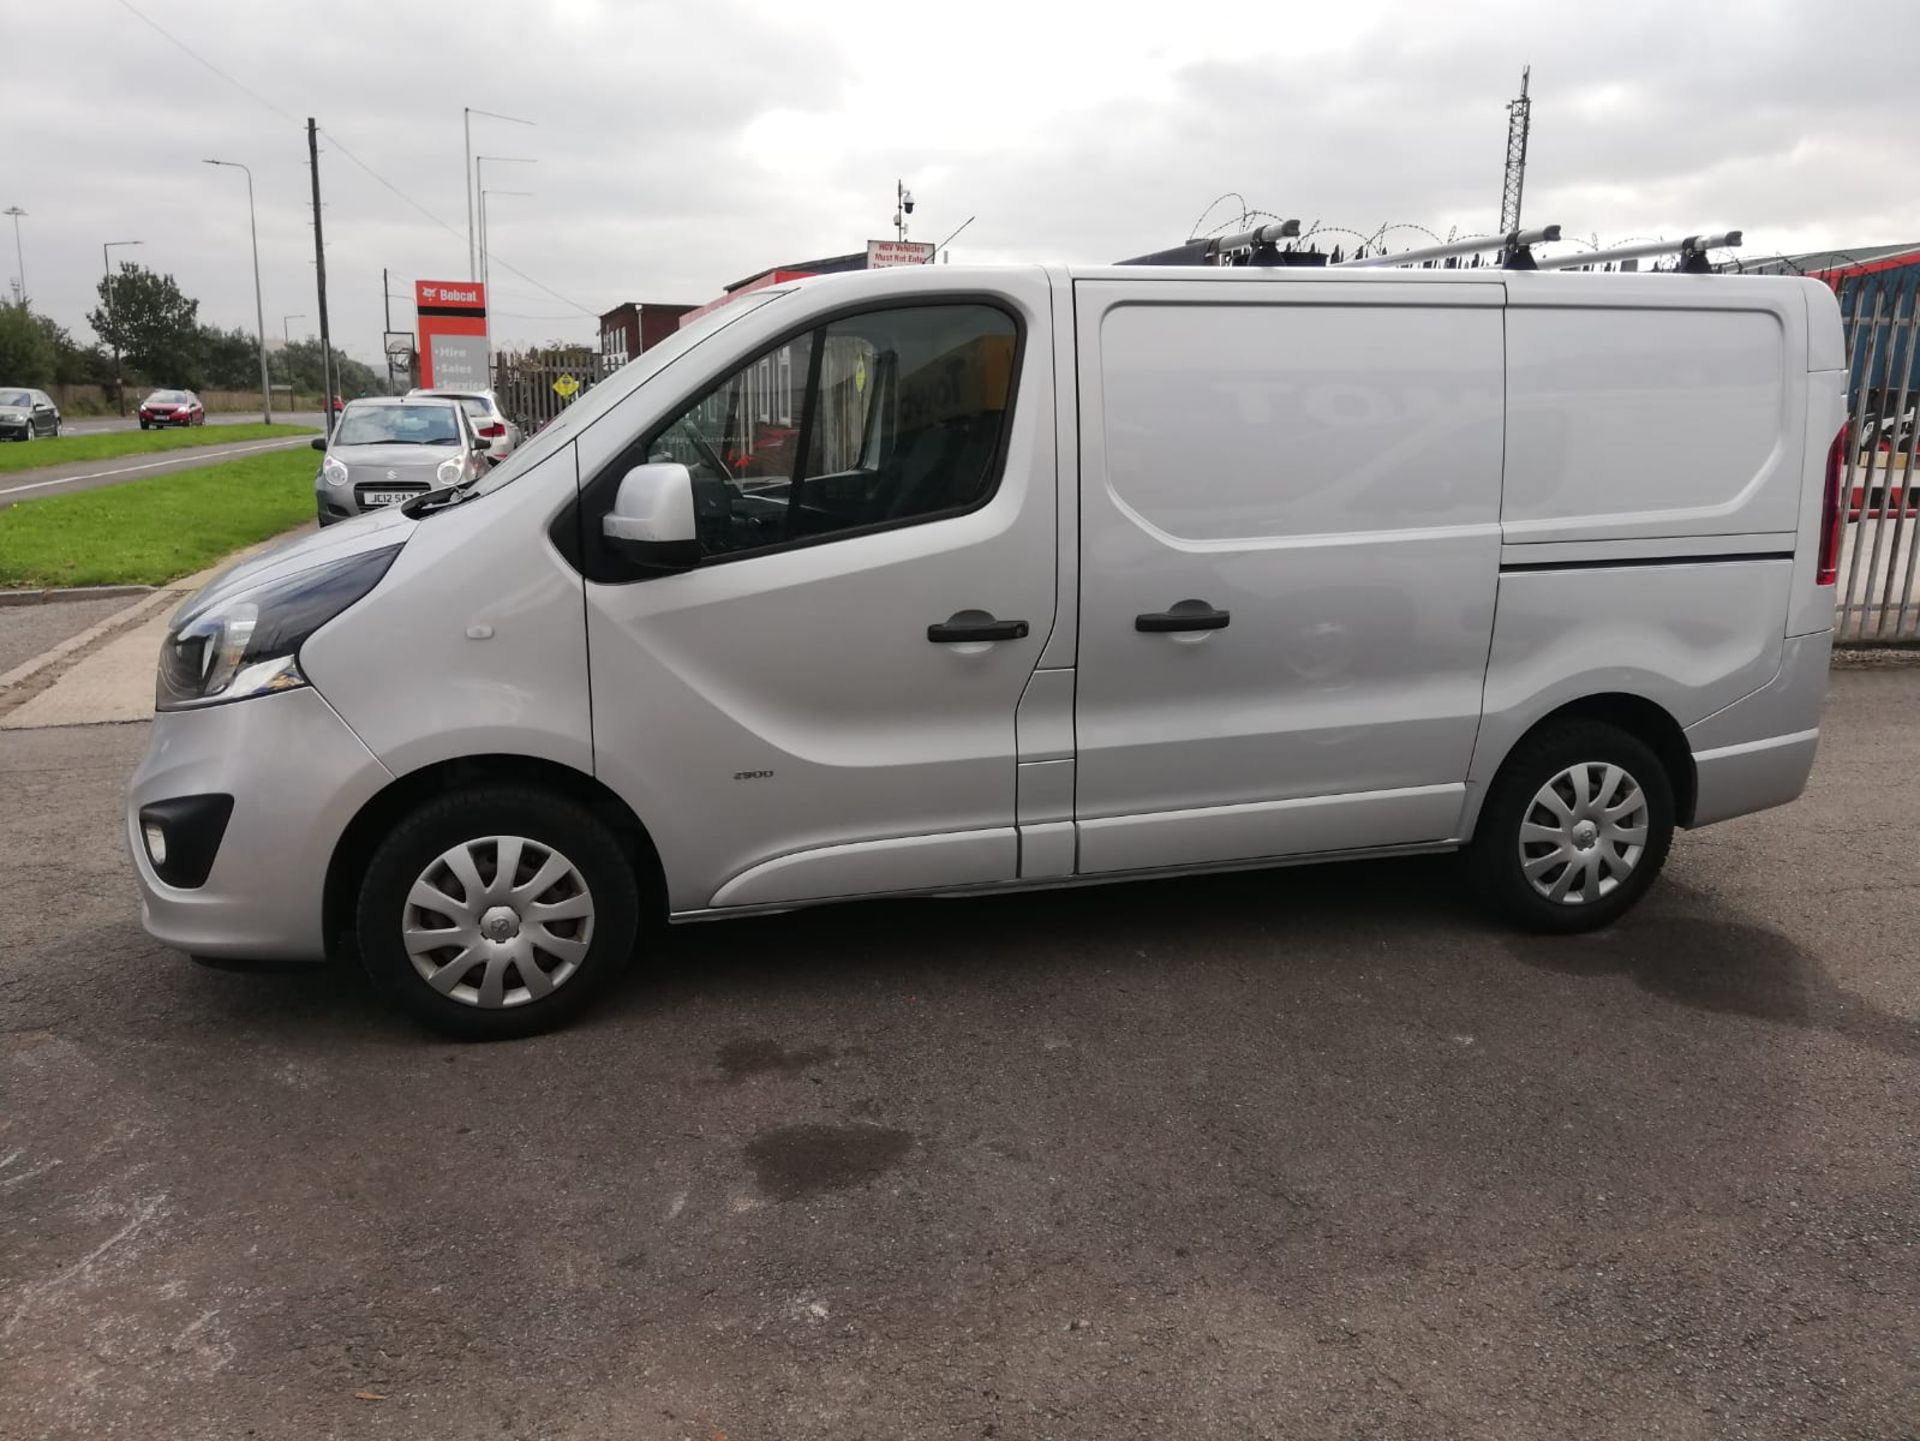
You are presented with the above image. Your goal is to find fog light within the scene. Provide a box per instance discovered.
[143,822,168,867]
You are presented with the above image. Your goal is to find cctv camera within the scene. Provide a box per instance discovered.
[902,191,915,213]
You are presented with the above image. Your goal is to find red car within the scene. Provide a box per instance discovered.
[138,390,205,429]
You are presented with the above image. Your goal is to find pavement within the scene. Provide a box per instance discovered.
[0,594,142,677]
[56,409,325,437]
[0,527,309,729]
[0,432,320,507]
[0,664,1917,1439]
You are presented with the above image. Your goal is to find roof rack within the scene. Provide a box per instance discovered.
[1534,231,1743,274]
[1334,225,1562,271]
[1118,220,1328,268]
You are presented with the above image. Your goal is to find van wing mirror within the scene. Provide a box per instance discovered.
[602,461,700,571]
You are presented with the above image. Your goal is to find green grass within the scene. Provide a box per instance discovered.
[0,422,317,475]
[0,449,318,588]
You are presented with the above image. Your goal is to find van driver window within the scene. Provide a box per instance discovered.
[644,304,1017,559]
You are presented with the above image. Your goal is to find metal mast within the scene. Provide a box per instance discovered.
[1499,67,1531,235]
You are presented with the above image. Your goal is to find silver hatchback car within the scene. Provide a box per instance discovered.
[314,397,487,525]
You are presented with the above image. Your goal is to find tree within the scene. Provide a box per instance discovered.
[273,338,388,400]
[0,304,57,386]
[197,324,262,391]
[87,262,201,386]
[33,313,112,386]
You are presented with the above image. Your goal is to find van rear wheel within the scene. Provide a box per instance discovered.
[355,786,640,1039]
[1469,720,1674,933]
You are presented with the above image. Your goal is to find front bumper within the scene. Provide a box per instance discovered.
[127,686,394,961]
[0,416,31,437]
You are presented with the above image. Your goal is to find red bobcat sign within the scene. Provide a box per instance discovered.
[415,280,488,389]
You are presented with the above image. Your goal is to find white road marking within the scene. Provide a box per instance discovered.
[0,437,308,497]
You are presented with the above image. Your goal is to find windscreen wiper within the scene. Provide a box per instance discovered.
[398,482,478,519]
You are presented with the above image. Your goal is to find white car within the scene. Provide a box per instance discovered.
[408,388,520,465]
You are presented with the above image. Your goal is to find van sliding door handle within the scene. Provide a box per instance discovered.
[1135,606,1231,632]
[927,616,1030,643]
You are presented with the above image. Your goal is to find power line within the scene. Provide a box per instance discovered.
[113,0,596,319]
[112,0,301,125]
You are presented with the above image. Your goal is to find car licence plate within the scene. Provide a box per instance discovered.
[361,489,415,507]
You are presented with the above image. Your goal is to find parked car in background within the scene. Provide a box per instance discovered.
[407,387,521,464]
[0,387,61,440]
[139,390,205,428]
[312,396,487,525]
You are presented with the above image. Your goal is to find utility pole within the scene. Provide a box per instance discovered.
[3,207,25,307]
[308,118,334,428]
[1499,66,1532,235]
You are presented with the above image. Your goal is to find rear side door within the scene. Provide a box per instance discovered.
[576,275,1057,913]
[1071,275,1506,873]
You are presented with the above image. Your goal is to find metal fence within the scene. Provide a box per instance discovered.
[492,352,615,440]
[1836,267,1920,642]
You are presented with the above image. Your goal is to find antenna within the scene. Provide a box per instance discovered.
[1500,66,1531,234]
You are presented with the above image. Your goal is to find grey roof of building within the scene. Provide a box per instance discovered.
[1723,241,1920,275]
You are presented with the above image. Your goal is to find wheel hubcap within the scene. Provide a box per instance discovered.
[402,835,595,1008]
[1518,762,1649,906]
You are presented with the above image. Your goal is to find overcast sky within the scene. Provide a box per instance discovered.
[5,0,1915,368]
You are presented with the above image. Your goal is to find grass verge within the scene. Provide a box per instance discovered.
[0,450,317,588]
[0,422,317,475]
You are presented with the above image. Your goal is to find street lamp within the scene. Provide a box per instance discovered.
[3,206,24,307]
[102,239,143,417]
[476,156,535,363]
[463,108,534,280]
[203,159,272,423]
[479,187,533,333]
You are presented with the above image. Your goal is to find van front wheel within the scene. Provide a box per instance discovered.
[1469,720,1674,934]
[355,786,640,1039]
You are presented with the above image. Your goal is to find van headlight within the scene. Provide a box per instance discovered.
[321,454,350,486]
[435,456,465,485]
[156,545,402,710]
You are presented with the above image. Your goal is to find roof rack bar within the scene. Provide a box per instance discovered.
[1534,230,1743,274]
[1116,219,1304,267]
[1335,225,1561,270]
[1212,219,1301,252]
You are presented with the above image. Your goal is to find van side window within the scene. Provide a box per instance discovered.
[646,336,817,558]
[640,303,1018,561]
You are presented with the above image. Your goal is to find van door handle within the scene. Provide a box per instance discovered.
[1135,606,1231,632]
[927,615,1030,643]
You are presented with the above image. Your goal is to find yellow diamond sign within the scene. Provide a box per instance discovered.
[552,373,581,399]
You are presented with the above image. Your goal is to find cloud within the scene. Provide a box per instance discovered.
[4,0,1914,370]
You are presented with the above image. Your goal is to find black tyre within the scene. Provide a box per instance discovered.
[355,786,642,1039]
[139,420,150,430]
[1468,720,1674,934]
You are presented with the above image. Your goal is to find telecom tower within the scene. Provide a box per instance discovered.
[1499,67,1531,234]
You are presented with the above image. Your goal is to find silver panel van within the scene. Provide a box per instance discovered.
[129,262,1848,1036]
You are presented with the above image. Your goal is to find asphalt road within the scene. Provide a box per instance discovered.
[57,410,325,437]
[0,434,317,506]
[2,668,1917,1439]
